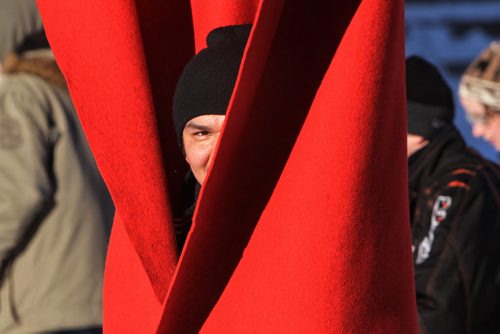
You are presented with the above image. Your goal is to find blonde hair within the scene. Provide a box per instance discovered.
[459,41,500,110]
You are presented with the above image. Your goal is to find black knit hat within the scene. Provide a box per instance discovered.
[172,24,252,142]
[406,55,455,139]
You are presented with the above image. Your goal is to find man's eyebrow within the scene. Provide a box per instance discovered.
[184,122,211,131]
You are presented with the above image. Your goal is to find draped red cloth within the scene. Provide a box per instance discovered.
[37,0,418,333]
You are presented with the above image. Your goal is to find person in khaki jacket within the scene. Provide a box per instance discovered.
[0,28,114,334]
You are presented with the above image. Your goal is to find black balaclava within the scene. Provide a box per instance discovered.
[406,55,455,139]
[172,24,252,143]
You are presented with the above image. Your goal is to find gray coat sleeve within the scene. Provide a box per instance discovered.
[0,85,55,264]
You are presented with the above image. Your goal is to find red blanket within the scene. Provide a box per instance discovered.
[37,0,418,332]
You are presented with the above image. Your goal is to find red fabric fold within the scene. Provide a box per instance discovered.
[37,0,192,306]
[191,0,259,52]
[158,0,417,332]
[202,0,416,331]
[37,0,418,332]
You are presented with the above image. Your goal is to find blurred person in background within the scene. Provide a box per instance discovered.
[0,10,113,334]
[459,41,500,155]
[406,55,500,334]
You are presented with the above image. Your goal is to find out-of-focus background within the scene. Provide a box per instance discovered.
[405,0,500,161]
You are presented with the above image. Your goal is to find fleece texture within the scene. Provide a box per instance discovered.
[37,0,418,333]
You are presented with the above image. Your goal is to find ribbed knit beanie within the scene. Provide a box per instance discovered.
[172,24,251,142]
[406,55,455,139]
[459,41,500,110]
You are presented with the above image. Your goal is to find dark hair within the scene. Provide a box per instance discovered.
[15,29,50,54]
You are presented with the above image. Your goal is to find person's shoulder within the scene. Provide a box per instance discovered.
[442,154,499,200]
[0,73,64,135]
[0,72,49,99]
[462,147,500,183]
[431,150,497,193]
[1,72,70,112]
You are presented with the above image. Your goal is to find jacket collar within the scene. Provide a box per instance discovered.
[408,125,466,193]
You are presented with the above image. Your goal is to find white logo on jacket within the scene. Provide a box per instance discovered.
[414,195,452,264]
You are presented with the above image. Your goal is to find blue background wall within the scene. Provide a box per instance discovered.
[405,0,500,161]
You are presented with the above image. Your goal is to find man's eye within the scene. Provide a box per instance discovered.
[194,131,209,137]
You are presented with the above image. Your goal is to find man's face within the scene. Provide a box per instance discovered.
[182,114,226,185]
[461,96,500,151]
[407,134,429,157]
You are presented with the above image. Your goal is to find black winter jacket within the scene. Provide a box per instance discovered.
[409,126,500,334]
